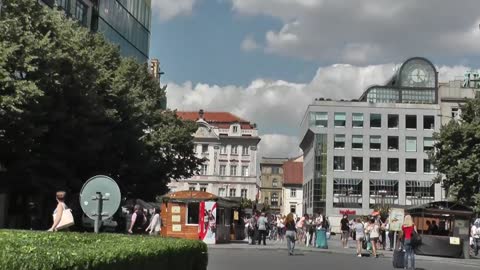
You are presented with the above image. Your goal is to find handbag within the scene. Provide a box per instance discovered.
[411,231,422,247]
[53,204,75,230]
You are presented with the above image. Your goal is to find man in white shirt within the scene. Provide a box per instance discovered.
[472,219,480,256]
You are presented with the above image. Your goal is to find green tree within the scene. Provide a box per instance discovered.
[0,0,202,201]
[431,94,480,212]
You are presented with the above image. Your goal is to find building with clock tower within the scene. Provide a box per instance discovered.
[299,57,444,221]
[168,110,261,201]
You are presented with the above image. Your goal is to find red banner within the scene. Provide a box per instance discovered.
[339,210,356,215]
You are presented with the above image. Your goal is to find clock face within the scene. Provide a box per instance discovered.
[411,68,427,83]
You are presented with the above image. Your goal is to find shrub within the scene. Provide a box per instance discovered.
[0,230,208,270]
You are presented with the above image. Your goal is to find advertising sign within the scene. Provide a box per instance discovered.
[199,201,217,244]
[388,208,405,232]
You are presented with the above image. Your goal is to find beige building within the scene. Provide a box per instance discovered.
[259,158,288,213]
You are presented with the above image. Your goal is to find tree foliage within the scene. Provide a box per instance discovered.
[0,0,202,200]
[431,94,480,212]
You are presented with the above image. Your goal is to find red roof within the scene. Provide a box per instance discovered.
[177,111,255,129]
[283,160,303,185]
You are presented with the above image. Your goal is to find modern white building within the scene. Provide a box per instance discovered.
[300,57,446,217]
[281,156,304,217]
[168,110,261,201]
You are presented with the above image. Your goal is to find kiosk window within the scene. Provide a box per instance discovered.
[186,203,199,225]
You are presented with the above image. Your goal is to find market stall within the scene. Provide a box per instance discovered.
[160,191,241,244]
[407,201,473,258]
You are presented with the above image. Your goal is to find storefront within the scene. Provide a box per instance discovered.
[160,191,241,244]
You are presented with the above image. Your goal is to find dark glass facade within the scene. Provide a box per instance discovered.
[96,0,151,62]
[313,134,327,214]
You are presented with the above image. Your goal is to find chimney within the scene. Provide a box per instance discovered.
[199,109,205,120]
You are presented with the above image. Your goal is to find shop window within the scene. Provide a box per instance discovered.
[186,203,200,225]
[406,115,417,129]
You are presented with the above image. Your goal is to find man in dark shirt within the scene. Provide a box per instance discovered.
[340,215,350,248]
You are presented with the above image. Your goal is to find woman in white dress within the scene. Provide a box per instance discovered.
[146,207,162,235]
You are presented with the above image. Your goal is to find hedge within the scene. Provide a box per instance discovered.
[0,230,208,270]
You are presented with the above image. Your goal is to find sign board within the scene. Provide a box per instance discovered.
[449,237,460,245]
[234,211,239,221]
[388,208,405,232]
[172,206,181,214]
[172,224,182,232]
[339,210,356,215]
[171,215,181,223]
[199,201,217,244]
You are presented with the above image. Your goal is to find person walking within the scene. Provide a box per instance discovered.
[257,212,268,245]
[277,215,286,243]
[340,215,350,248]
[249,214,258,245]
[354,218,365,257]
[402,215,416,270]
[285,213,297,255]
[145,207,161,235]
[48,191,73,232]
[128,204,146,234]
[366,218,380,258]
[471,218,480,256]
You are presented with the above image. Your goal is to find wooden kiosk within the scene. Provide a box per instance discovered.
[160,191,241,244]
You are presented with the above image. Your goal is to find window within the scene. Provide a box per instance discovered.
[387,158,399,172]
[200,186,207,192]
[388,114,399,128]
[189,185,196,191]
[334,134,346,149]
[74,0,88,26]
[334,156,345,171]
[264,197,269,204]
[230,165,237,176]
[352,113,364,128]
[242,146,249,155]
[187,203,200,225]
[220,145,227,154]
[370,157,381,172]
[334,112,346,127]
[388,136,399,151]
[272,167,280,174]
[241,166,249,176]
[55,0,68,10]
[406,115,417,129]
[352,157,363,171]
[406,137,417,152]
[290,189,296,198]
[231,145,238,155]
[202,144,209,154]
[451,108,460,119]
[290,204,296,213]
[352,135,363,149]
[233,126,238,133]
[333,178,362,208]
[370,114,381,128]
[218,188,226,197]
[219,165,226,176]
[424,159,434,173]
[271,193,279,207]
[424,137,434,152]
[370,135,381,150]
[369,179,399,208]
[272,179,278,187]
[200,164,208,175]
[310,112,328,127]
[241,189,248,198]
[406,159,417,173]
[229,188,236,197]
[406,181,434,199]
[424,115,435,130]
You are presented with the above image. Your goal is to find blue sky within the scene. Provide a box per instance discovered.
[149,0,480,157]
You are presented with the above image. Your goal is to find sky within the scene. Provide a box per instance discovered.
[149,0,480,158]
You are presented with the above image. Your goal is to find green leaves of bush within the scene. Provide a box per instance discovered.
[0,230,208,270]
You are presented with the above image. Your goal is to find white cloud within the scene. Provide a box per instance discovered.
[241,36,260,52]
[230,0,480,64]
[151,0,197,22]
[167,63,469,157]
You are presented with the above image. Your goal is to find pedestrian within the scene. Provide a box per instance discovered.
[340,214,350,248]
[145,207,161,235]
[354,218,365,257]
[48,191,74,232]
[471,218,480,256]
[285,213,297,255]
[402,215,416,270]
[296,214,306,244]
[249,214,258,245]
[257,212,268,245]
[366,218,380,258]
[277,215,285,242]
[128,204,146,234]
[306,215,315,246]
